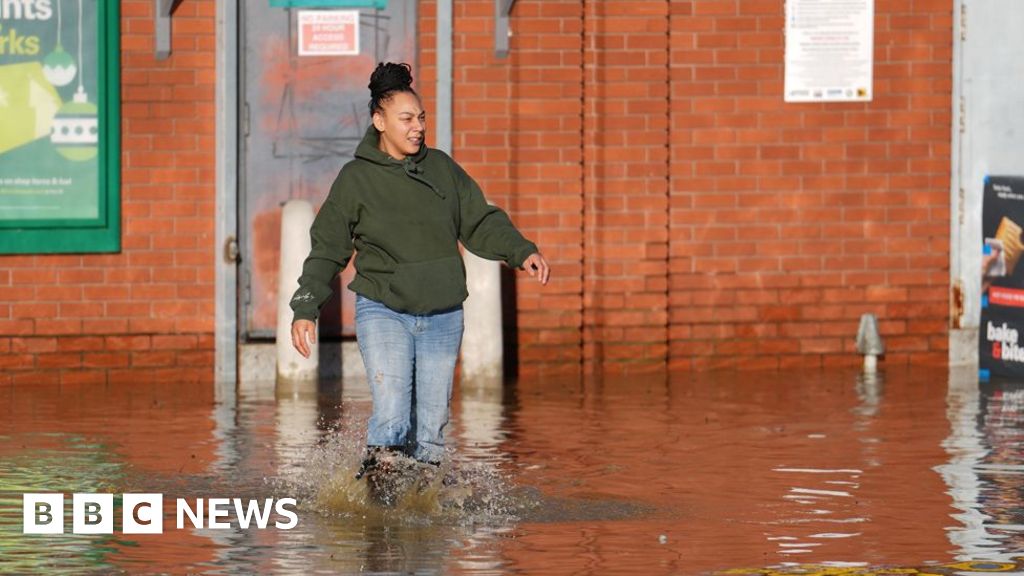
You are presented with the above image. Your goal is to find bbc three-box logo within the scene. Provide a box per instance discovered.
[23,494,299,534]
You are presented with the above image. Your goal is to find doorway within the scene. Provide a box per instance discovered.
[238,0,418,342]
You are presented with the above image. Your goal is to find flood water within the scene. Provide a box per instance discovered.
[2,367,1024,574]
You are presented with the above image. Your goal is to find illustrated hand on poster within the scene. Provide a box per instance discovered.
[983,240,1004,295]
[979,178,1024,379]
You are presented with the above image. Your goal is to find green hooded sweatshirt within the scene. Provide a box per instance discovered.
[290,126,538,321]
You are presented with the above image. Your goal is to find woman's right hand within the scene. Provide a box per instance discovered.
[291,319,317,358]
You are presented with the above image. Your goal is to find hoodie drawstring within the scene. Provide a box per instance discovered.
[403,158,445,199]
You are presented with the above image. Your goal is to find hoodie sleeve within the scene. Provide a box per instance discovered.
[453,160,538,268]
[290,179,356,322]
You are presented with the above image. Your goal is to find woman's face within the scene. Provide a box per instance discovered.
[373,91,425,160]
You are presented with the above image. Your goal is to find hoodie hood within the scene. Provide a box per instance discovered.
[354,124,440,198]
[354,125,428,168]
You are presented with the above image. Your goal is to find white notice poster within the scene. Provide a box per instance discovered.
[784,0,874,102]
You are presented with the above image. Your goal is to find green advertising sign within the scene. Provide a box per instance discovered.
[0,0,120,254]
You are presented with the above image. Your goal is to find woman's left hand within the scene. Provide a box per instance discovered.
[522,253,550,285]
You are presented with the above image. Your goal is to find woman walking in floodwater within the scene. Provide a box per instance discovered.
[289,62,549,481]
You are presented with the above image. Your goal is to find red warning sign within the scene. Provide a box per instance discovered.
[298,11,359,56]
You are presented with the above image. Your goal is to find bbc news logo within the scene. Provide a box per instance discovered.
[23,494,299,534]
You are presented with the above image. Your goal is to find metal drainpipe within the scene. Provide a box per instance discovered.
[437,0,452,155]
[215,0,239,388]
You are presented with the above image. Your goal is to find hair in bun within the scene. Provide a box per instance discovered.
[368,62,416,115]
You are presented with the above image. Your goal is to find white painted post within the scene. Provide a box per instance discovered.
[461,251,503,385]
[276,199,318,384]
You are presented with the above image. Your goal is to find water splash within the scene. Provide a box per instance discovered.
[272,431,536,526]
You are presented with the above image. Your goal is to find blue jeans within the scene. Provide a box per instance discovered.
[355,294,464,463]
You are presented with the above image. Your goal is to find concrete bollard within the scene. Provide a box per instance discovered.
[276,199,318,384]
[460,251,503,386]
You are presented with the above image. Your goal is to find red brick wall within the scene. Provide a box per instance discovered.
[667,0,951,370]
[424,0,952,375]
[0,0,216,385]
[1,0,951,382]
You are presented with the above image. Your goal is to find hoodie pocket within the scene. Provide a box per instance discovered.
[384,255,468,314]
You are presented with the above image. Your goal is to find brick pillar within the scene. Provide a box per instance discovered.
[582,1,670,373]
[428,0,586,378]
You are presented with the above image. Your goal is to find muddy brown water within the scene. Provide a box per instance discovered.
[1,367,1023,574]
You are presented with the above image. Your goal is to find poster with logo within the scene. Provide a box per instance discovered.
[784,0,874,102]
[0,0,119,254]
[979,176,1024,379]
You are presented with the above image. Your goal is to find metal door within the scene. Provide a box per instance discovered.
[950,0,1024,362]
[239,0,417,340]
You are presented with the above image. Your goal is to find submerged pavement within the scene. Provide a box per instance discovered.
[0,366,1021,574]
